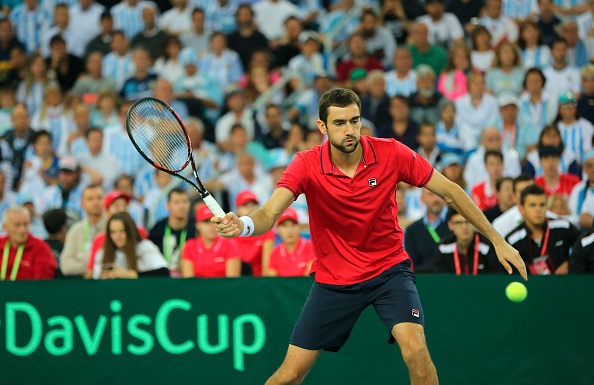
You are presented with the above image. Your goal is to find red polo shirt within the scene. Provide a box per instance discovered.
[269,237,316,277]
[535,174,581,200]
[278,136,434,285]
[471,181,498,210]
[234,230,275,276]
[181,236,241,277]
[0,235,56,280]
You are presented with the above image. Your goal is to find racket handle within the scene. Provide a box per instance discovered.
[203,194,226,218]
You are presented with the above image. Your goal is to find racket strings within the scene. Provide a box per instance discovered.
[128,100,190,172]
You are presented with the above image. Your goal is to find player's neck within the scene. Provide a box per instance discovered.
[168,216,188,230]
[330,143,363,175]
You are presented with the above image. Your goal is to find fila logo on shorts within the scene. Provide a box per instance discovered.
[368,178,377,187]
[412,309,420,318]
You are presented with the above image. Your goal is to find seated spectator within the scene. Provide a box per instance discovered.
[408,65,446,125]
[148,187,195,277]
[543,38,581,102]
[384,47,417,98]
[490,92,539,160]
[71,52,117,104]
[578,194,594,229]
[78,127,121,191]
[158,0,192,37]
[90,90,119,130]
[256,104,289,150]
[18,194,47,239]
[535,0,561,46]
[253,0,300,42]
[547,194,572,220]
[114,178,145,228]
[440,152,466,190]
[227,4,269,70]
[470,26,494,73]
[30,85,72,155]
[569,230,594,273]
[120,48,158,101]
[404,188,452,273]
[60,184,105,277]
[2,46,27,91]
[472,150,504,210]
[464,127,522,192]
[416,0,464,49]
[40,4,77,59]
[93,212,168,279]
[506,184,580,275]
[437,207,503,274]
[577,64,594,125]
[485,42,525,96]
[524,125,580,178]
[268,207,315,277]
[560,19,589,68]
[416,123,442,166]
[568,150,594,221]
[42,208,67,277]
[483,177,515,222]
[46,35,85,93]
[180,8,211,55]
[40,157,88,219]
[437,44,470,101]
[181,203,241,278]
[493,174,537,237]
[233,190,275,276]
[214,91,254,149]
[382,0,410,45]
[271,16,302,70]
[554,92,594,165]
[19,130,59,193]
[288,31,326,89]
[16,53,50,116]
[408,22,447,75]
[435,101,472,157]
[336,32,384,85]
[455,71,499,141]
[517,20,552,69]
[361,70,390,129]
[519,68,557,131]
[153,36,185,85]
[102,31,135,92]
[359,9,397,68]
[534,146,581,199]
[199,32,243,92]
[377,95,419,150]
[84,11,114,59]
[1,103,34,190]
[0,205,56,280]
[143,170,181,228]
[480,0,519,46]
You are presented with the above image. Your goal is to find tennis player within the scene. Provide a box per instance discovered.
[213,88,527,385]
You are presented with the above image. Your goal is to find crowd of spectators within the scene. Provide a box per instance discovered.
[0,0,593,281]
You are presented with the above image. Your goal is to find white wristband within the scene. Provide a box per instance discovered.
[239,216,255,237]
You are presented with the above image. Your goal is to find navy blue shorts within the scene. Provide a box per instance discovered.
[289,259,424,352]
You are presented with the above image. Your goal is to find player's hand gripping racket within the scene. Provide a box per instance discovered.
[126,97,225,218]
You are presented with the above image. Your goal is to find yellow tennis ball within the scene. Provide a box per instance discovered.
[505,282,527,302]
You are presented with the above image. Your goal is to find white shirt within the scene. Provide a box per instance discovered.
[78,151,121,192]
[502,0,539,19]
[480,15,519,45]
[68,2,104,56]
[153,58,185,85]
[577,10,593,40]
[542,65,581,103]
[384,70,417,97]
[471,51,494,72]
[416,13,464,48]
[464,146,522,190]
[159,6,193,35]
[219,168,273,212]
[568,180,594,216]
[214,109,255,144]
[93,240,167,279]
[39,25,79,58]
[253,0,301,40]
[454,93,499,142]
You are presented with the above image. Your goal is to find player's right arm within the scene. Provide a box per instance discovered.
[213,188,295,238]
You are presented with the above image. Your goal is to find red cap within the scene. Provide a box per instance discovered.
[195,203,214,222]
[278,207,299,225]
[104,190,131,210]
[235,190,259,208]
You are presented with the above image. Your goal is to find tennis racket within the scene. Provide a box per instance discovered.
[126,97,225,218]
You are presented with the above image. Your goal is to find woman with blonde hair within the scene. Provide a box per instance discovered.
[485,42,525,96]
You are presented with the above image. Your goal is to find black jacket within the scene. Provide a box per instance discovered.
[569,231,594,273]
[404,215,452,273]
[437,233,505,274]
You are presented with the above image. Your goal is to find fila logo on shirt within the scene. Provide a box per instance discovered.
[412,309,420,318]
[368,178,378,187]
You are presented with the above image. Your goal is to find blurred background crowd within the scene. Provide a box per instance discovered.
[0,0,593,281]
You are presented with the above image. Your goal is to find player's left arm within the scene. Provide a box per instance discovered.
[424,170,528,280]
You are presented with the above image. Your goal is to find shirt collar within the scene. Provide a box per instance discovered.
[422,206,448,227]
[320,135,377,175]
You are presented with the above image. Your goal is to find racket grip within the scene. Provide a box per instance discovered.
[203,194,226,218]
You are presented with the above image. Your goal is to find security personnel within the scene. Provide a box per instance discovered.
[506,184,581,275]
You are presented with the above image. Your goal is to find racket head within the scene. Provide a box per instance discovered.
[126,97,192,173]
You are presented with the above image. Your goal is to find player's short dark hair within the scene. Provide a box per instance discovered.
[167,187,188,202]
[31,129,52,144]
[484,150,503,163]
[495,177,513,192]
[318,88,361,126]
[43,209,67,235]
[446,207,462,222]
[520,184,546,205]
[513,174,534,194]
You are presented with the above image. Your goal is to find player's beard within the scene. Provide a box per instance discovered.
[332,135,360,154]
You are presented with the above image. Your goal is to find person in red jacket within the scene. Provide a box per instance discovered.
[0,206,56,280]
[535,146,581,200]
[471,150,503,210]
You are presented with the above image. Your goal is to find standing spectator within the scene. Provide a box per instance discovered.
[543,38,582,102]
[377,95,419,150]
[536,0,561,46]
[270,16,302,69]
[408,65,445,125]
[60,184,105,277]
[485,42,525,96]
[534,146,581,199]
[252,0,301,42]
[455,72,499,141]
[404,188,452,273]
[555,92,594,164]
[46,35,85,92]
[560,19,589,68]
[335,33,384,85]
[227,4,269,70]
[492,174,536,237]
[42,208,67,276]
[1,104,34,190]
[111,0,157,40]
[437,208,502,274]
[159,0,193,36]
[102,31,135,92]
[233,190,275,276]
[577,64,594,125]
[483,177,515,222]
[84,11,114,59]
[519,68,557,131]
[518,20,552,69]
[93,212,169,279]
[506,184,580,275]
[148,187,195,276]
[359,9,397,69]
[180,8,211,54]
[0,205,56,280]
[131,6,169,61]
[384,47,417,98]
[416,0,464,49]
[40,156,88,219]
[472,150,504,210]
[180,203,241,278]
[437,44,470,101]
[569,230,594,273]
[9,0,52,54]
[268,207,315,277]
[416,123,442,166]
[78,127,121,191]
[69,0,105,58]
[120,48,158,101]
[470,26,494,73]
[568,149,594,219]
[16,53,50,116]
[152,36,184,85]
[480,0,519,46]
[71,52,117,102]
[408,22,447,75]
[198,32,243,92]
[524,125,580,178]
